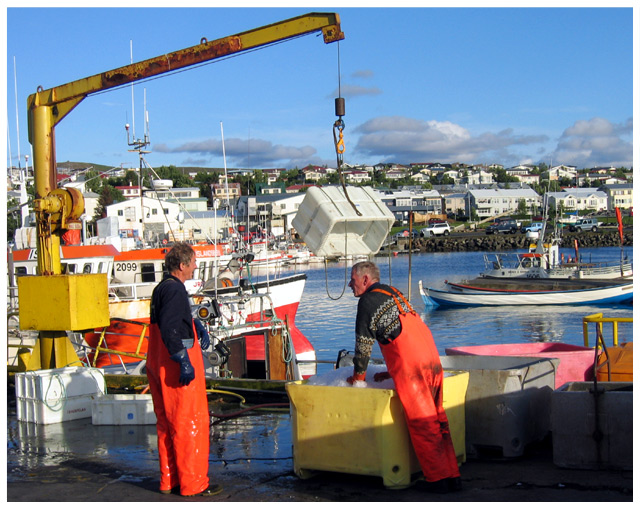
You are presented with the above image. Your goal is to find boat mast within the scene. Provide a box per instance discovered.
[126,84,151,247]
[220,121,237,244]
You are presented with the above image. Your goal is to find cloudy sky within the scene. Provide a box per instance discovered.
[5,4,635,171]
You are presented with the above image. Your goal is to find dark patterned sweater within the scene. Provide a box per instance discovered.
[353,282,412,375]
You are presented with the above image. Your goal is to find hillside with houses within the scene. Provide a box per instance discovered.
[7,160,633,248]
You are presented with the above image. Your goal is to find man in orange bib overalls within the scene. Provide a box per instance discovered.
[347,261,461,493]
[147,242,222,497]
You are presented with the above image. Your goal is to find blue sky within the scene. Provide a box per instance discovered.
[5,4,636,172]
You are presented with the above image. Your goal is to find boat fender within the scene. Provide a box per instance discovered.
[218,277,233,288]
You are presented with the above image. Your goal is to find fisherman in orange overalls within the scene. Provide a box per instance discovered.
[147,242,222,497]
[347,261,461,493]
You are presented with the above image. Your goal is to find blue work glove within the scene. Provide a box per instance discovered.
[194,320,210,350]
[170,348,195,386]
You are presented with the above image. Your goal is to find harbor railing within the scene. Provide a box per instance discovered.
[582,312,633,348]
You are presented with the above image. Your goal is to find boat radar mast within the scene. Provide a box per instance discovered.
[125,88,151,241]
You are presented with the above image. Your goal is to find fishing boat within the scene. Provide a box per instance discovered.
[480,220,631,280]
[8,241,317,379]
[419,278,633,307]
[482,250,633,280]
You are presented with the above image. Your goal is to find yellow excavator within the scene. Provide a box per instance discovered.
[18,12,344,371]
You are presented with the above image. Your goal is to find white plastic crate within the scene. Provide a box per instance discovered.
[92,394,157,425]
[14,367,106,424]
[551,382,632,470]
[292,186,395,257]
[14,366,106,401]
[16,394,100,424]
[439,355,558,458]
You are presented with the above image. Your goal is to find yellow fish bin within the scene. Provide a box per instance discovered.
[17,274,110,331]
[285,370,468,489]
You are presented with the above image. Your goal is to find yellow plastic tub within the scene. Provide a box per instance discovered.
[286,370,468,489]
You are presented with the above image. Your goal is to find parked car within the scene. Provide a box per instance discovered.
[421,222,451,237]
[521,222,545,234]
[394,229,419,241]
[569,218,600,232]
[494,217,522,228]
[486,220,519,234]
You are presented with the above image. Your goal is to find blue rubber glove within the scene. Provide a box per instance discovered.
[194,320,210,350]
[170,348,195,386]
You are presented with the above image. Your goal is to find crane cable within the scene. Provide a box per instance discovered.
[333,41,361,218]
[324,41,357,301]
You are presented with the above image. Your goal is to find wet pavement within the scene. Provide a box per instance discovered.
[6,394,633,503]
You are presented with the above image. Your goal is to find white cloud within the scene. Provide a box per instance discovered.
[153,137,318,168]
[328,84,382,99]
[353,116,547,165]
[351,69,374,79]
[549,117,632,168]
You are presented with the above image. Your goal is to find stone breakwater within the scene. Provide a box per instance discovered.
[392,230,632,253]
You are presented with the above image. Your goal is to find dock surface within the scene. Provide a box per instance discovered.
[7,409,632,502]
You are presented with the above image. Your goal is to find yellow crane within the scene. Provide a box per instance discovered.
[19,12,344,370]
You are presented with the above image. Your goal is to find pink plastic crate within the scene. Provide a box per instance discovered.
[445,343,595,389]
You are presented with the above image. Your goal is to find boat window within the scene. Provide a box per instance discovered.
[141,263,156,283]
[83,263,92,273]
[15,267,27,276]
[198,262,205,280]
[98,262,104,273]
[66,263,76,274]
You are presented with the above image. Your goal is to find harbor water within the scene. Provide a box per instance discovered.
[293,246,634,375]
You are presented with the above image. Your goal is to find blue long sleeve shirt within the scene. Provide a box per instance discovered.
[150,275,194,356]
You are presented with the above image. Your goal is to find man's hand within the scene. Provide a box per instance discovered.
[373,371,391,382]
[170,349,195,386]
[347,372,366,385]
[194,320,210,350]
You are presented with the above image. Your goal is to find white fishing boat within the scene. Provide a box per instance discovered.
[480,220,631,280]
[419,278,633,307]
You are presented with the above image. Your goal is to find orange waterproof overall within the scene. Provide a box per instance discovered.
[373,288,460,482]
[147,321,210,496]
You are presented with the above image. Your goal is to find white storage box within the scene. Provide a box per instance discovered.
[15,367,106,424]
[92,394,157,425]
[551,381,632,470]
[439,355,558,458]
[15,366,106,400]
[16,394,100,424]
[292,186,395,257]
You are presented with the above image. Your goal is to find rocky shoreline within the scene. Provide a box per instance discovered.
[390,230,632,253]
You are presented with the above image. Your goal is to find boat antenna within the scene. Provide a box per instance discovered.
[125,79,151,246]
[220,122,235,235]
[13,56,22,172]
[130,41,136,142]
